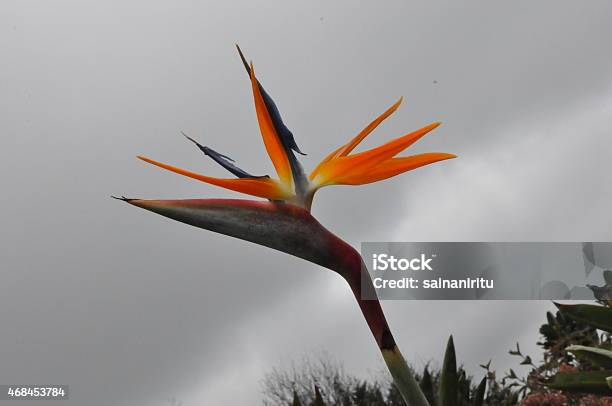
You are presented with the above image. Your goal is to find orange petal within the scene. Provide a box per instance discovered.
[310,97,403,179]
[249,63,293,189]
[311,122,441,186]
[334,153,456,185]
[138,156,290,200]
[335,97,404,158]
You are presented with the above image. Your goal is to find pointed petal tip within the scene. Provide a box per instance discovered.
[312,96,409,170]
[111,196,155,208]
[235,44,250,73]
[181,131,198,145]
[181,133,237,162]
[111,195,137,203]
[183,135,205,151]
[417,121,442,135]
[115,197,180,212]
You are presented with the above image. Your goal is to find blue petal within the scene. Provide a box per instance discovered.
[183,133,269,179]
[236,44,306,156]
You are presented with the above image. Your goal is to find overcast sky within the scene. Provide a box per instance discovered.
[1,1,612,405]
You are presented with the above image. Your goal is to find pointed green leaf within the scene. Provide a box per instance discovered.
[472,376,487,406]
[566,345,612,369]
[555,303,612,332]
[546,311,556,326]
[438,336,458,406]
[420,366,435,405]
[547,370,612,395]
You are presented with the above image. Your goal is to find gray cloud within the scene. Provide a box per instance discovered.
[1,0,611,405]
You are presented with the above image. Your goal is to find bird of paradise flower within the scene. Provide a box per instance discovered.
[115,45,455,406]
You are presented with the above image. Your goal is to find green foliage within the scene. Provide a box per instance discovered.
[261,355,406,405]
[554,303,612,333]
[542,300,612,398]
[478,356,521,404]
[438,336,458,406]
[538,309,599,362]
[566,345,612,369]
[547,370,612,395]
[263,338,496,406]
[530,275,612,401]
[472,377,486,406]
[432,336,492,406]
[263,334,564,405]
[419,367,435,405]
